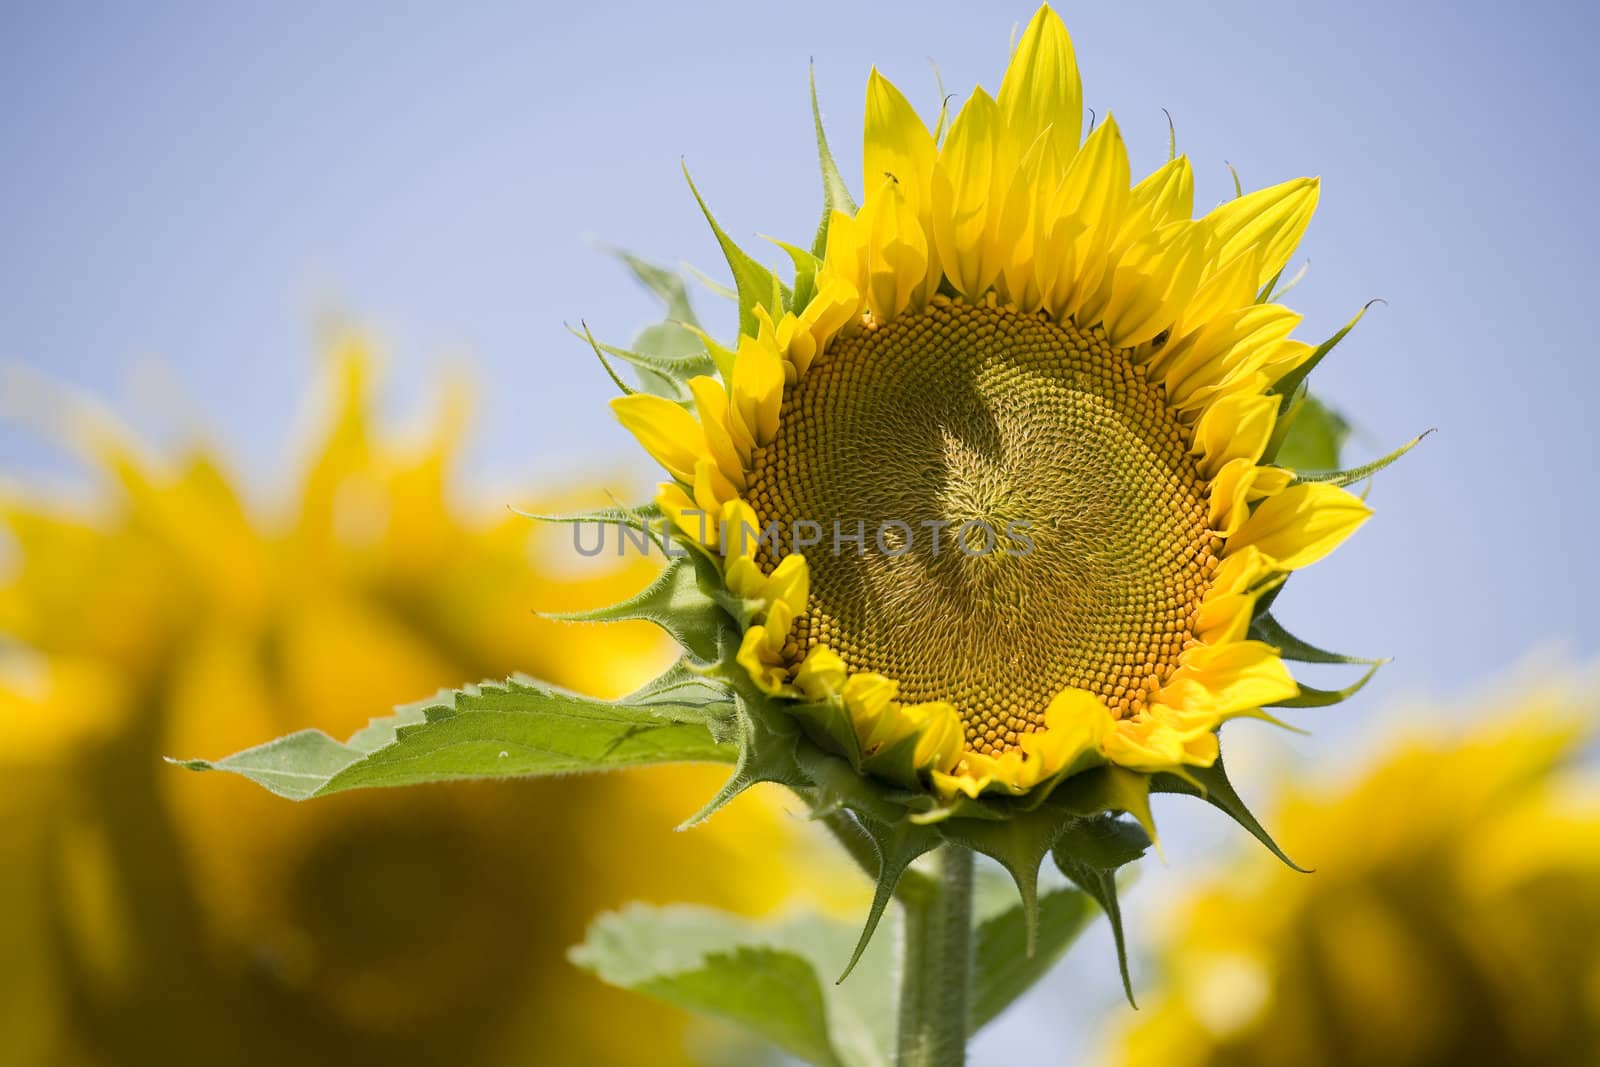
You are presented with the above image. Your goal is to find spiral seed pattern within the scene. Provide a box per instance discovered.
[744,299,1217,755]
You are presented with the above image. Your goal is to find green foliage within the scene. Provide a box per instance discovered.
[572,904,897,1067]
[1273,393,1350,472]
[171,670,735,800]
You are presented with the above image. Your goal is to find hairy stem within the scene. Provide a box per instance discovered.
[895,844,974,1067]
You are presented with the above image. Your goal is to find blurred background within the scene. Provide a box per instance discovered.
[2,1,1597,1064]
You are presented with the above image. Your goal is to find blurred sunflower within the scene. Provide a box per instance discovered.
[0,335,833,1067]
[1107,677,1600,1067]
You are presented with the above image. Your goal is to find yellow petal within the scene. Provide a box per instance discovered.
[1229,482,1372,570]
[737,625,787,694]
[1038,114,1130,319]
[793,644,848,702]
[932,88,1005,298]
[1202,176,1319,291]
[1191,390,1279,477]
[864,69,937,205]
[611,393,705,484]
[686,375,747,490]
[862,177,930,322]
[728,337,785,456]
[1162,640,1299,716]
[657,482,715,547]
[997,3,1082,177]
[1125,156,1195,236]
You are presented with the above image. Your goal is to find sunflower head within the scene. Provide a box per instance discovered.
[591,2,1408,951]
[570,3,1419,975]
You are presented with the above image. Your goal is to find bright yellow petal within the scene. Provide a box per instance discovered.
[612,394,705,484]
[997,3,1082,177]
[1191,390,1279,477]
[1229,482,1372,570]
[1161,641,1299,716]
[862,177,931,321]
[1202,176,1319,291]
[863,69,937,205]
[932,88,1005,298]
[793,644,848,702]
[1037,114,1131,319]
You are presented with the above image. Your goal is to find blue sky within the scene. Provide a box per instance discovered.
[4,1,1598,1061]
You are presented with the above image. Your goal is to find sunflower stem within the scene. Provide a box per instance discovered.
[895,844,974,1067]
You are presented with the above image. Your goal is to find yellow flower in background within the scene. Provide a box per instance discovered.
[1108,679,1600,1067]
[0,337,832,1067]
[613,4,1372,802]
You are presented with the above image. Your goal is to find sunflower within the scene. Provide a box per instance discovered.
[0,336,831,1066]
[1107,678,1600,1067]
[612,4,1374,802]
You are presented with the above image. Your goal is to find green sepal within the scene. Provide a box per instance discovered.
[683,260,737,302]
[1270,299,1383,410]
[1151,750,1307,872]
[511,499,662,533]
[771,236,823,316]
[969,886,1094,1034]
[1250,611,1385,666]
[683,162,791,338]
[541,555,731,665]
[1291,428,1435,487]
[170,667,736,800]
[937,804,1085,956]
[1052,814,1150,1007]
[820,811,941,983]
[790,700,865,769]
[808,63,857,261]
[679,682,809,830]
[577,320,637,396]
[567,323,717,397]
[1270,661,1383,708]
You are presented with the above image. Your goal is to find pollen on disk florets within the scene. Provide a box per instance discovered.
[744,297,1218,756]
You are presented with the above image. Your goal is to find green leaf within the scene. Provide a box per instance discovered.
[1272,392,1350,472]
[683,162,790,338]
[809,63,858,260]
[572,904,897,1067]
[1250,611,1385,666]
[1291,428,1435,487]
[1152,751,1307,872]
[171,672,735,800]
[970,886,1094,1034]
[611,247,700,326]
